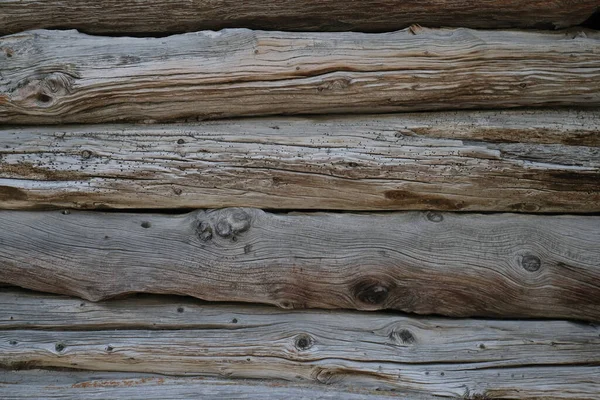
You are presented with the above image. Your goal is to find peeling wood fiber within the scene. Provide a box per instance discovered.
[1,110,598,212]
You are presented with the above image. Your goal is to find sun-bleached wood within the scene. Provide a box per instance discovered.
[1,209,599,320]
[1,293,599,398]
[1,111,599,212]
[1,28,600,125]
[1,0,598,35]
[0,371,402,400]
[1,291,599,399]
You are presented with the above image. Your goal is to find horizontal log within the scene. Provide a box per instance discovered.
[1,291,599,398]
[1,0,598,35]
[1,209,599,320]
[1,28,600,125]
[0,371,398,400]
[1,111,599,212]
[0,290,600,399]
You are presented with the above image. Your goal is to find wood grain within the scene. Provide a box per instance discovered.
[1,28,600,125]
[1,0,598,35]
[1,291,599,398]
[1,110,599,212]
[0,209,599,320]
[0,371,403,400]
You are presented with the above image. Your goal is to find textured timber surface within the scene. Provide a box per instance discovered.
[0,0,598,35]
[0,110,599,212]
[0,209,599,320]
[1,28,600,124]
[0,371,403,400]
[1,289,599,398]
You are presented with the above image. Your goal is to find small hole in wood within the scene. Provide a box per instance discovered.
[55,343,66,352]
[231,318,238,324]
[141,221,151,229]
[37,93,52,103]
[177,307,184,313]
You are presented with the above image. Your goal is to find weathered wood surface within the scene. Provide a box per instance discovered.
[0,371,403,400]
[2,28,600,125]
[1,209,599,319]
[1,291,599,398]
[1,0,598,35]
[1,111,599,212]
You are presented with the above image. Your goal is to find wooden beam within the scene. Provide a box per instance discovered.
[1,291,599,398]
[0,371,400,400]
[0,209,599,320]
[1,111,599,212]
[1,28,599,125]
[1,0,598,35]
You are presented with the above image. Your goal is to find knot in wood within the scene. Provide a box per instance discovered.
[353,279,390,306]
[521,254,541,272]
[196,221,213,241]
[11,72,74,109]
[389,328,416,345]
[294,334,314,351]
[214,209,251,238]
[425,211,444,222]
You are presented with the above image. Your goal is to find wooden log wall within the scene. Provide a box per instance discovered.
[1,1,599,398]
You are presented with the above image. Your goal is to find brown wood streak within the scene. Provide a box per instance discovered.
[0,289,599,398]
[0,0,597,35]
[1,28,600,124]
[0,110,598,212]
[0,209,598,320]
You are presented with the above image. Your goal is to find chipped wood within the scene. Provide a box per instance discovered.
[2,29,600,124]
[0,209,598,320]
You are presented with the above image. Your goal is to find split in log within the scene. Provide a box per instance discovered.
[1,0,598,35]
[0,110,599,212]
[1,28,600,124]
[0,209,599,320]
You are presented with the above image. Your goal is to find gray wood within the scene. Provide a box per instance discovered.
[2,288,599,366]
[2,28,600,125]
[1,110,599,212]
[0,371,406,400]
[1,0,598,35]
[1,290,599,398]
[0,209,599,320]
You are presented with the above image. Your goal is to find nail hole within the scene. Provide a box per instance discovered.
[177,139,185,144]
[231,318,238,324]
[55,343,66,352]
[81,150,92,159]
[177,307,184,313]
[106,345,114,352]
[61,210,71,215]
[141,221,151,229]
[9,340,17,346]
